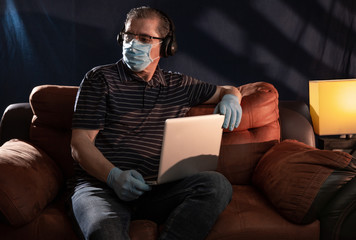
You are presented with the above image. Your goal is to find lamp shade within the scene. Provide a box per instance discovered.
[309,79,356,135]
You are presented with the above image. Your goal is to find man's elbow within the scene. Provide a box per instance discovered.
[70,128,99,163]
[70,130,87,163]
[70,136,81,163]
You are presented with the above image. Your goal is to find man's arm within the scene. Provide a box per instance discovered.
[71,129,151,201]
[71,129,114,182]
[204,85,242,104]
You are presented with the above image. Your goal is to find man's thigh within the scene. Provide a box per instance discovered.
[133,171,231,223]
[71,181,132,240]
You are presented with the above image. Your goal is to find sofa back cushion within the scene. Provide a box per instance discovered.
[186,81,280,144]
[30,85,78,178]
[29,82,280,183]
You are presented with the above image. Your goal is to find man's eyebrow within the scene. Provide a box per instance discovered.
[125,32,162,39]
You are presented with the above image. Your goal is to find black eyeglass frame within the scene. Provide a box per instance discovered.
[120,31,164,43]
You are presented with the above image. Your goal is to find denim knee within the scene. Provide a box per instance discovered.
[71,183,132,240]
[157,171,233,240]
[190,171,233,210]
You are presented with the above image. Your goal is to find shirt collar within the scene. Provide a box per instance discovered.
[116,59,167,87]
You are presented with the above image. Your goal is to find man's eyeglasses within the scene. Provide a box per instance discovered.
[120,32,164,44]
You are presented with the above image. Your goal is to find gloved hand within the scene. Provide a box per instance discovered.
[107,167,151,201]
[214,94,242,131]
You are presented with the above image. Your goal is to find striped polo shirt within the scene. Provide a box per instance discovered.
[72,60,217,178]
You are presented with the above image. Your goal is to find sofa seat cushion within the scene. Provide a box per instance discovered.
[217,140,278,184]
[124,186,320,240]
[253,140,356,224]
[0,198,78,240]
[206,185,319,240]
[129,220,158,240]
[0,140,63,226]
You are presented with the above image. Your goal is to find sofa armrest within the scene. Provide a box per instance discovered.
[279,101,315,147]
[0,103,33,146]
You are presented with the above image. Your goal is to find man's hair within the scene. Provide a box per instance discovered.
[125,6,171,38]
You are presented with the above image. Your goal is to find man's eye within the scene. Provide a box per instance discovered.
[140,36,151,43]
[124,34,133,42]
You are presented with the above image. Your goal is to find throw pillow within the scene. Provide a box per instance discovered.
[0,139,63,226]
[252,139,355,224]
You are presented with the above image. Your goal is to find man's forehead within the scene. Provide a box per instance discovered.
[125,17,160,34]
[126,16,160,26]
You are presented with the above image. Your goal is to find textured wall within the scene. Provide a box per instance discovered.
[1,0,356,114]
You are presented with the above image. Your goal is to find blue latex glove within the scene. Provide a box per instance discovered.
[107,167,151,201]
[214,94,242,131]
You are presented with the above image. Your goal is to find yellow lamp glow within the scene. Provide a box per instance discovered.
[309,79,356,135]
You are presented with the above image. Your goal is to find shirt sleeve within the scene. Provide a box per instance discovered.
[181,75,217,107]
[72,68,108,130]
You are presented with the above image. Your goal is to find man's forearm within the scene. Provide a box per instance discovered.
[204,85,242,104]
[218,86,242,103]
[71,132,114,183]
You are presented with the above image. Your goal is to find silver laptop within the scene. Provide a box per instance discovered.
[145,114,225,185]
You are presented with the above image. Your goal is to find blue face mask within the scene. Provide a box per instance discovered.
[122,39,160,72]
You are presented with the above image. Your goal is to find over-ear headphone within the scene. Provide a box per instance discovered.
[117,8,177,58]
[158,9,177,57]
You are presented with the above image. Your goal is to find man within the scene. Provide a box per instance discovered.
[70,6,242,240]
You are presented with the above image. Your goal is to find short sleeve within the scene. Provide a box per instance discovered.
[182,75,217,107]
[72,69,108,130]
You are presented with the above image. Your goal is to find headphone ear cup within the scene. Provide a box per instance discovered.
[160,36,170,57]
[160,34,177,57]
[117,33,123,46]
[117,26,125,46]
[169,34,177,56]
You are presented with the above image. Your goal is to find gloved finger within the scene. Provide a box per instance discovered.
[229,108,237,131]
[121,180,145,196]
[130,170,151,191]
[213,103,220,114]
[131,177,151,192]
[130,170,145,182]
[127,186,144,197]
[223,107,231,129]
[220,104,227,115]
[234,105,242,129]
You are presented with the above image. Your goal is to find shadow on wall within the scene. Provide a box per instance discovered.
[158,0,356,101]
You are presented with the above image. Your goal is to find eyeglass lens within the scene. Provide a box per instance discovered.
[123,33,160,44]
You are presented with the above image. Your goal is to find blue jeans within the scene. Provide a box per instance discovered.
[70,171,232,240]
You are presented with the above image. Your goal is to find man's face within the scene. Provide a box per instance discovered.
[125,17,162,60]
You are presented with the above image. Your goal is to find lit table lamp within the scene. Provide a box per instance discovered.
[309,79,356,137]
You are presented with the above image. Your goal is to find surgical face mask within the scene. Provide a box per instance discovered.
[122,39,161,72]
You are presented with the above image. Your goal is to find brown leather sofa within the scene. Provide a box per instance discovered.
[1,82,356,240]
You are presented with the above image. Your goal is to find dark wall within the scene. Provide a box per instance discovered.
[1,0,356,114]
